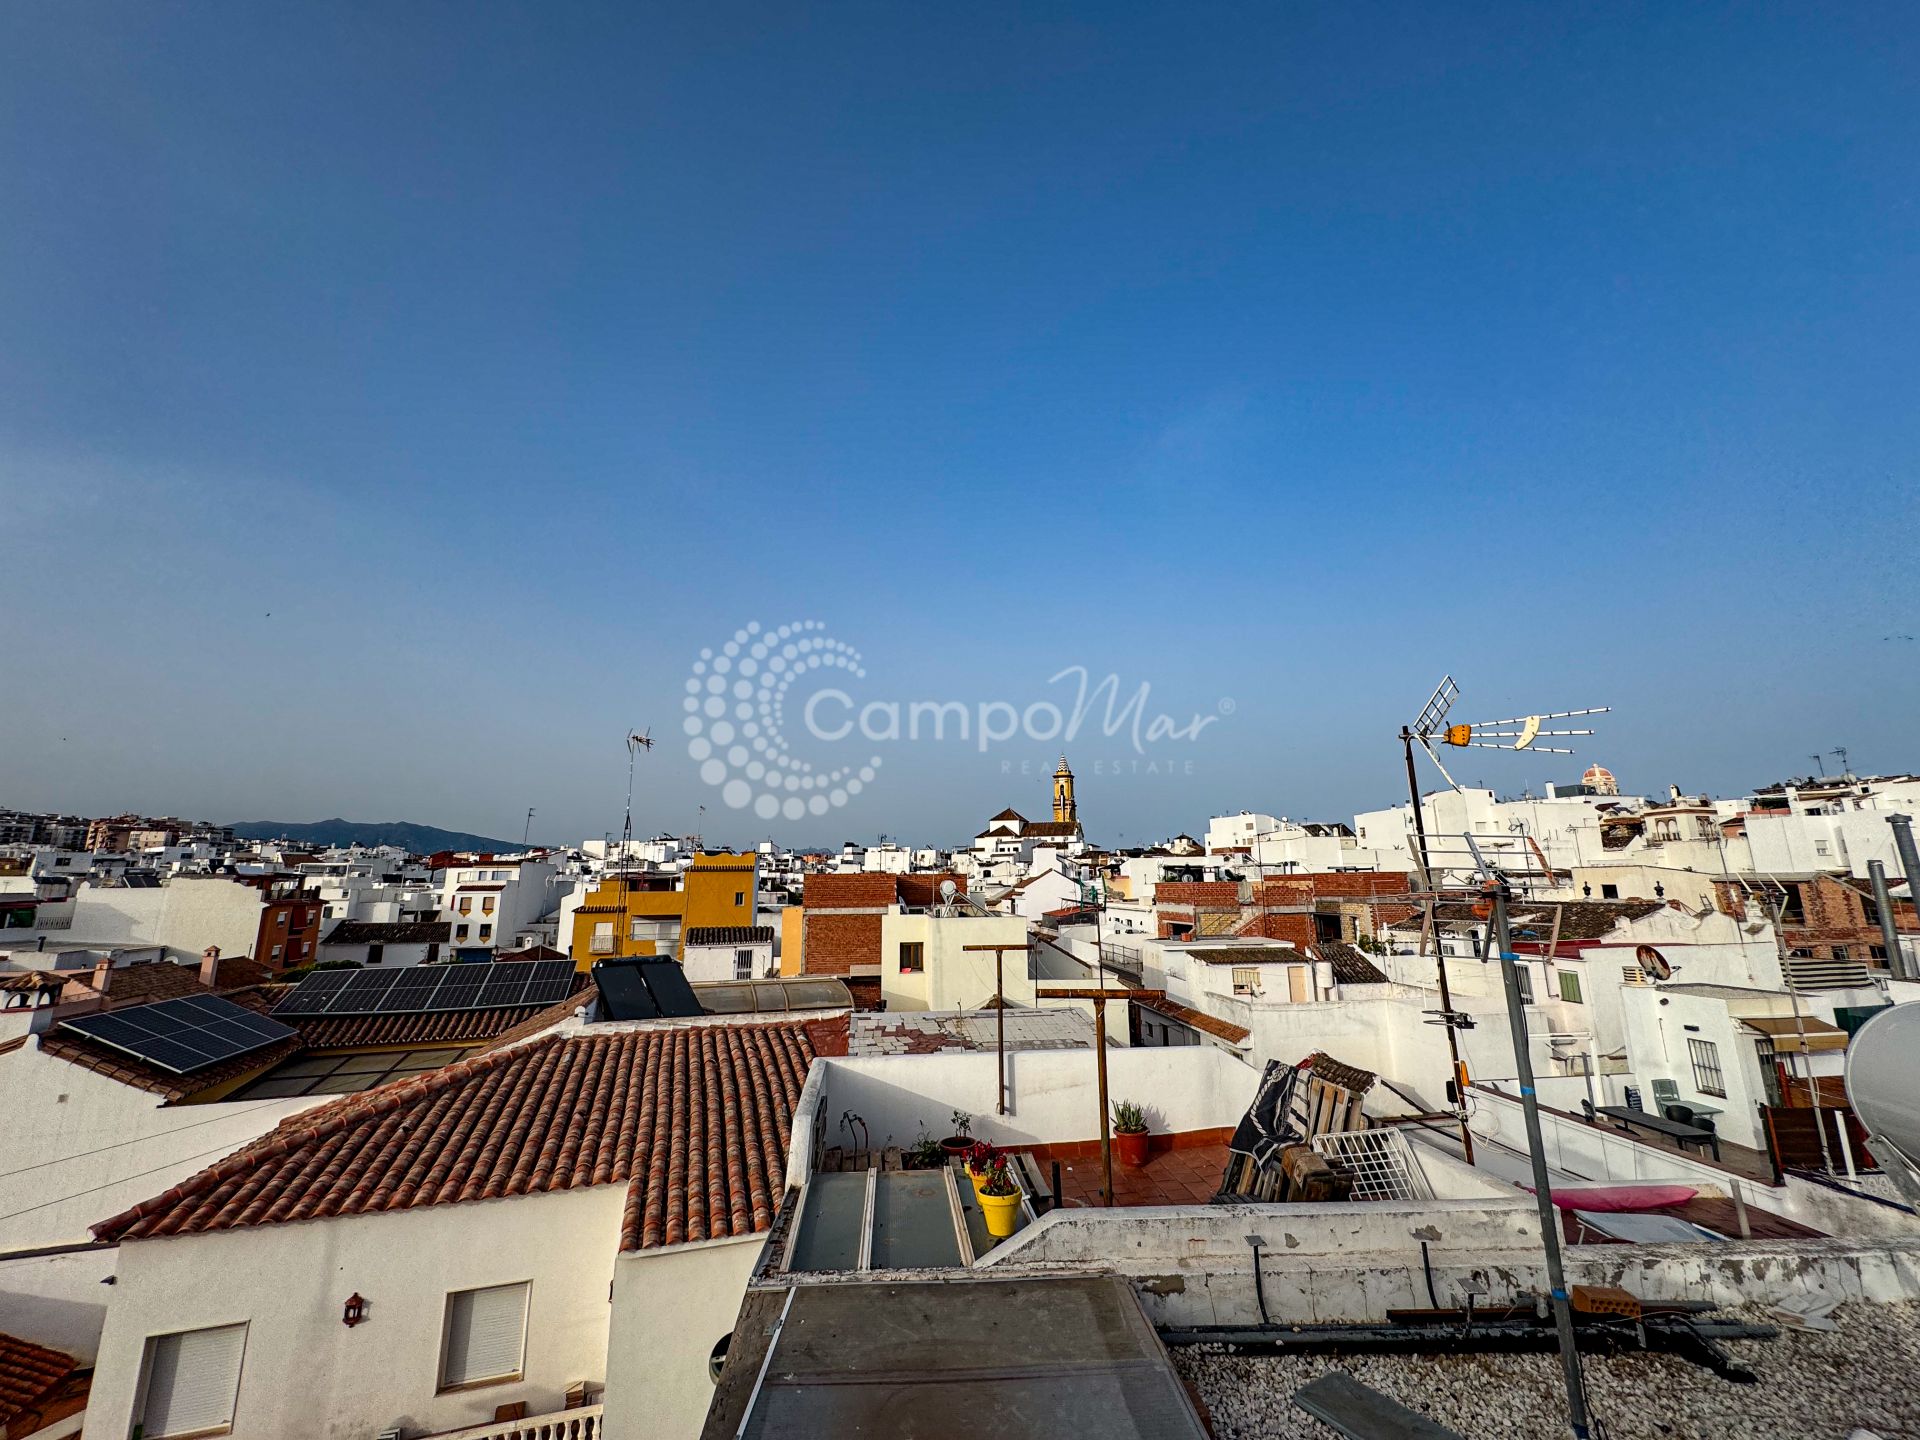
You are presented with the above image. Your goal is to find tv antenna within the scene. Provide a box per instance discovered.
[522,807,536,847]
[620,730,653,886]
[1831,746,1851,778]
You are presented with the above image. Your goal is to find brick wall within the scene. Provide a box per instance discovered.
[1156,881,1240,907]
[895,873,967,908]
[802,913,883,974]
[803,873,897,908]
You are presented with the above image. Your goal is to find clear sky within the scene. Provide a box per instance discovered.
[3,3,1915,849]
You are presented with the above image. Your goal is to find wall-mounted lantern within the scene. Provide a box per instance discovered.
[343,1293,368,1327]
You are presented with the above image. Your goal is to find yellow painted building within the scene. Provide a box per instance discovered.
[567,853,759,971]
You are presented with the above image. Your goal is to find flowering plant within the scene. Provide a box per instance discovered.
[965,1141,998,1177]
[979,1154,1019,1198]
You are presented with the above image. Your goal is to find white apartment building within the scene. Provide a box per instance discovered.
[436,857,561,958]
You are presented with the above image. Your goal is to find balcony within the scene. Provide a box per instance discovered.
[422,1403,602,1440]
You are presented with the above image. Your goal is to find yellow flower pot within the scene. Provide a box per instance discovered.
[978,1188,1022,1238]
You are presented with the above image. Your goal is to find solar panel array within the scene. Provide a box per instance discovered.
[272,960,579,1018]
[592,958,706,1021]
[61,995,297,1075]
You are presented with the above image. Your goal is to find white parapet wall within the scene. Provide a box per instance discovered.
[981,1195,1544,1325]
[807,1045,1261,1155]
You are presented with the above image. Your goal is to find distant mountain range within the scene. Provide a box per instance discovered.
[228,819,528,854]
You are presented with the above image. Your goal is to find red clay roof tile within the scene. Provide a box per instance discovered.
[0,1331,83,1431]
[94,1021,817,1253]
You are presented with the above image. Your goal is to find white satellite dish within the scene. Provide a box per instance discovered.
[939,879,957,903]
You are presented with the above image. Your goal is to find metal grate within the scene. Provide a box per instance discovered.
[1311,1128,1434,1202]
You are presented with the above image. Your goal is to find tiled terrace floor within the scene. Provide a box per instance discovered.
[1029,1142,1234,1208]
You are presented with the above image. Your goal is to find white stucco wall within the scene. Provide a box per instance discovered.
[0,1045,320,1249]
[811,1045,1259,1153]
[89,1186,625,1440]
[0,1245,117,1360]
[57,879,266,962]
[879,912,1032,1012]
[681,940,773,984]
[602,1233,763,1440]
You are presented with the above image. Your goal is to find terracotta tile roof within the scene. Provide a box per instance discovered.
[496,943,569,963]
[1312,941,1389,985]
[290,1005,561,1051]
[684,925,775,946]
[99,961,212,1004]
[0,1331,84,1432]
[0,1035,26,1058]
[475,983,599,1052]
[1183,945,1304,965]
[94,1020,818,1253]
[0,972,61,994]
[1302,1051,1377,1095]
[1128,990,1251,1044]
[1020,820,1082,838]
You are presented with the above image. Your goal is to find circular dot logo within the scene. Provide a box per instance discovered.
[682,620,882,822]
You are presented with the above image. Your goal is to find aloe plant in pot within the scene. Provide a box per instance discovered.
[1112,1099,1150,1168]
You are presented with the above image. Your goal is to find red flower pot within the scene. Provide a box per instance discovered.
[1114,1129,1150,1168]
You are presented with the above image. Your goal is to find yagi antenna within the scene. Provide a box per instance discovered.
[1439,706,1609,756]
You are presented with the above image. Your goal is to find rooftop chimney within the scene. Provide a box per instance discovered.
[92,956,113,995]
[199,946,222,988]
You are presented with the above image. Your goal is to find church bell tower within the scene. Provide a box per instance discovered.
[1052,755,1077,825]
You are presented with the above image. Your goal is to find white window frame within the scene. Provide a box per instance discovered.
[1688,1037,1727,1098]
[133,1321,249,1439]
[438,1280,531,1392]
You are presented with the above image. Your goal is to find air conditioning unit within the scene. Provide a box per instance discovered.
[374,1428,404,1440]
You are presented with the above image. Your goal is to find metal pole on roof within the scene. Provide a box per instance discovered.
[997,947,1006,1115]
[1404,734,1473,1162]
[1488,878,1592,1440]
[1887,816,1920,982]
[1869,861,1907,983]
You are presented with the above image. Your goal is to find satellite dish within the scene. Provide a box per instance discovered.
[1635,944,1673,982]
[939,880,957,903]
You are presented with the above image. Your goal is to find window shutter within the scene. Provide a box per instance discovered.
[142,1322,247,1437]
[442,1282,529,1387]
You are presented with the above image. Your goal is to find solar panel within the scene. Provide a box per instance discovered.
[273,960,581,1018]
[387,970,444,1013]
[430,970,487,1011]
[521,960,577,1006]
[593,961,660,1020]
[592,958,704,1021]
[637,959,702,1018]
[62,995,297,1075]
[478,971,529,1008]
[335,970,399,1011]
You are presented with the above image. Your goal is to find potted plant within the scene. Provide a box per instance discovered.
[1112,1100,1150,1168]
[977,1155,1023,1238]
[938,1109,975,1159]
[965,1141,998,1194]
[904,1131,944,1172]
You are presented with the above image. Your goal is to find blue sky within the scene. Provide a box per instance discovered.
[2,3,1915,848]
